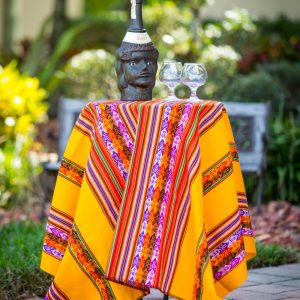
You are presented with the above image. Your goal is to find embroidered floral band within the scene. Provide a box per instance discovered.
[58,158,85,187]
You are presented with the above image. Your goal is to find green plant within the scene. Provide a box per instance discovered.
[60,49,119,100]
[266,109,300,204]
[257,61,300,114]
[0,221,52,299]
[0,62,47,207]
[248,242,299,269]
[219,69,284,103]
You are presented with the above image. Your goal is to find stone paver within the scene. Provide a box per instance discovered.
[143,289,176,300]
[242,283,299,294]
[226,290,284,300]
[278,279,300,287]
[278,290,300,299]
[144,264,300,299]
[247,273,291,284]
[250,264,300,278]
[227,263,300,300]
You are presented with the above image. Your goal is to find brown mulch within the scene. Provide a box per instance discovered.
[250,201,300,250]
[1,201,300,250]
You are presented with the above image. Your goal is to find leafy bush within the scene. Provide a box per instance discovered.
[60,49,119,100]
[204,7,258,56]
[0,62,47,207]
[0,222,52,299]
[218,69,284,104]
[255,16,300,63]
[257,61,300,114]
[266,110,300,204]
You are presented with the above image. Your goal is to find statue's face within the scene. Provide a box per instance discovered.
[123,51,157,88]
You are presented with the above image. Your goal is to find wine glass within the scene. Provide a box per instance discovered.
[181,63,207,101]
[159,62,182,100]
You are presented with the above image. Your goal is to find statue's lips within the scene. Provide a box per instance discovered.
[139,72,151,78]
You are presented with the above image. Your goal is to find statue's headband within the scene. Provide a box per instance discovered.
[116,41,159,61]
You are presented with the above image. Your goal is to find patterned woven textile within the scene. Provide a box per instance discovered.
[41,99,256,300]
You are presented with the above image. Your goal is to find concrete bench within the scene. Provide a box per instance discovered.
[224,101,270,209]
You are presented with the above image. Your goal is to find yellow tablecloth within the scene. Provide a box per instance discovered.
[41,99,256,300]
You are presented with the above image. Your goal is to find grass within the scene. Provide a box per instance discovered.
[0,221,299,299]
[248,241,299,269]
[0,221,52,300]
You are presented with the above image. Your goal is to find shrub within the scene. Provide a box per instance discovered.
[0,62,47,207]
[266,110,300,204]
[60,49,119,100]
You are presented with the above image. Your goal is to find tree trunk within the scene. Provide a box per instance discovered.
[50,0,67,52]
[191,6,203,56]
[2,0,21,56]
[190,0,207,60]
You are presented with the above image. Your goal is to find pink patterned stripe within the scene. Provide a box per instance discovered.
[120,106,159,283]
[94,104,128,180]
[207,211,240,247]
[146,102,193,286]
[213,250,245,281]
[199,102,224,132]
[243,228,254,236]
[43,244,64,260]
[128,102,173,284]
[46,223,69,240]
[109,103,134,153]
[239,209,250,217]
[49,214,72,231]
[209,228,243,260]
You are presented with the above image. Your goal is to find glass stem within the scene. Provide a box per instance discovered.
[190,87,198,100]
[168,88,176,100]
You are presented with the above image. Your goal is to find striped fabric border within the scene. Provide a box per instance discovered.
[206,192,253,282]
[43,207,73,261]
[202,152,233,195]
[198,102,224,136]
[238,192,254,236]
[105,99,206,292]
[74,103,96,140]
[193,230,209,300]
[45,280,69,300]
[229,142,239,161]
[160,102,204,292]
[68,223,116,300]
[84,101,138,228]
[58,158,85,187]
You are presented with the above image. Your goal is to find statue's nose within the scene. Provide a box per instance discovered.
[140,59,148,70]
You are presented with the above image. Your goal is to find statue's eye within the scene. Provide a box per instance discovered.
[146,60,152,66]
[129,61,136,66]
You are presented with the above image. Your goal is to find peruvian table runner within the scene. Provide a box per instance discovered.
[41,99,256,300]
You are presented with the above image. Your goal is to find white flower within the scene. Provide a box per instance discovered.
[12,157,22,168]
[162,34,175,45]
[202,45,241,62]
[5,117,16,127]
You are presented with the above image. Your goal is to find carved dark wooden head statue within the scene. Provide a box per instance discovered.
[116,0,159,101]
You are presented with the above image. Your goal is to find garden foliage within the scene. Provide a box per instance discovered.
[0,222,52,299]
[0,62,47,207]
[0,4,300,204]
